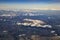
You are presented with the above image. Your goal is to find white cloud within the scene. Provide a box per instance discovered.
[51,31,55,33]
[16,19,52,28]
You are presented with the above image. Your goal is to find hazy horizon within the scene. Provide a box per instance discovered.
[0,0,60,10]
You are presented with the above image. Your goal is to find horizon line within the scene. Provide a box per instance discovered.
[0,8,60,10]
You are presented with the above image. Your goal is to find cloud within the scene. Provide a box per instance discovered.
[16,19,52,28]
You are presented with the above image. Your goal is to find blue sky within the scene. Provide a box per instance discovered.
[0,0,60,3]
[0,0,60,10]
